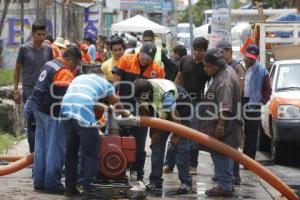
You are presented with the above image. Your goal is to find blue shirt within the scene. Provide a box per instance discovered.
[244,66,254,98]
[60,74,115,126]
[88,45,96,62]
[162,92,176,112]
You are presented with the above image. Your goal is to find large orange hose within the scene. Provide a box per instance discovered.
[0,153,33,176]
[139,116,299,200]
[0,155,24,162]
[0,116,298,199]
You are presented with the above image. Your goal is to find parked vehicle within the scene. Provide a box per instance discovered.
[258,22,300,164]
[260,59,300,164]
[176,23,195,35]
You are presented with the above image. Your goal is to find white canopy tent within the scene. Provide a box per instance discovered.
[111,15,168,34]
[194,23,210,38]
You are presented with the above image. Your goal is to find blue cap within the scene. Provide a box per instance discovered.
[245,44,259,60]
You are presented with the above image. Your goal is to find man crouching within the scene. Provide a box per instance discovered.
[134,78,192,194]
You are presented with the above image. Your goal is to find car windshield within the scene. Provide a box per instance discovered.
[177,27,190,33]
[276,64,300,91]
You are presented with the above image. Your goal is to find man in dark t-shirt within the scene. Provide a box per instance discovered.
[13,22,53,153]
[164,37,210,174]
[177,55,210,101]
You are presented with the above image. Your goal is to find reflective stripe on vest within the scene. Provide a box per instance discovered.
[149,79,178,119]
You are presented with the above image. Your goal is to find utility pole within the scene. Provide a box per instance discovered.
[0,0,11,69]
[188,0,194,52]
[210,0,231,48]
[61,0,65,37]
[36,0,47,22]
[21,0,24,44]
[54,0,57,38]
[0,0,11,37]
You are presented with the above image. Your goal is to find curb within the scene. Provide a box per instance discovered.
[259,177,287,200]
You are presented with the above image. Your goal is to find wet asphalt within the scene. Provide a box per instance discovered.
[0,139,300,199]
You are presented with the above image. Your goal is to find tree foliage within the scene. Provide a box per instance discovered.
[179,0,212,26]
[179,0,242,26]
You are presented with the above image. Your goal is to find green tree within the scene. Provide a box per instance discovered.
[179,0,241,26]
[179,0,212,26]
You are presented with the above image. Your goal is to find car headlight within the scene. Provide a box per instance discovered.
[277,105,300,119]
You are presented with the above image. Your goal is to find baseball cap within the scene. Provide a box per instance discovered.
[216,40,232,50]
[140,42,157,60]
[245,44,259,60]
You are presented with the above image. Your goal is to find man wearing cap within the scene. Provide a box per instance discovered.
[201,48,243,197]
[216,40,246,96]
[129,30,176,81]
[112,42,165,181]
[242,44,271,160]
[133,78,192,194]
[216,39,246,185]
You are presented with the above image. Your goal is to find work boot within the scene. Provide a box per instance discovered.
[234,178,241,185]
[145,183,162,192]
[163,165,174,174]
[205,187,234,197]
[65,187,81,197]
[189,167,197,175]
[176,184,192,195]
[211,176,218,181]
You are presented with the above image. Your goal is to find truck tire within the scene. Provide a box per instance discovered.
[258,123,270,151]
[271,135,285,164]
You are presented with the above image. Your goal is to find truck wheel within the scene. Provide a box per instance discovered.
[258,123,270,151]
[271,136,285,164]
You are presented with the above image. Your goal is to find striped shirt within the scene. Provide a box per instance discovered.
[60,74,115,126]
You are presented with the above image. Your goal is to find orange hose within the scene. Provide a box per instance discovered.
[139,116,299,200]
[0,116,298,199]
[0,153,34,176]
[0,155,24,162]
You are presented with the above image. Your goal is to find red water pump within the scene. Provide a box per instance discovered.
[99,135,136,178]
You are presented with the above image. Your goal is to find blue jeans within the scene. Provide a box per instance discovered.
[63,119,99,191]
[190,141,200,168]
[23,90,35,153]
[166,103,200,169]
[164,140,176,169]
[150,131,191,187]
[189,103,201,168]
[210,152,234,191]
[130,126,148,181]
[33,110,66,191]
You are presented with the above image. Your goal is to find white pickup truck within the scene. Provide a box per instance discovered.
[258,23,300,164]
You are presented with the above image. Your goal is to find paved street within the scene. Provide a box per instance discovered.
[0,138,299,199]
